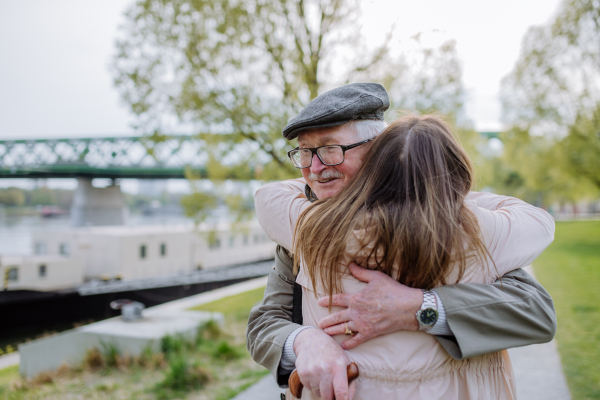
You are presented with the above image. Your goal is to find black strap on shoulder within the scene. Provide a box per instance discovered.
[292,281,303,325]
[276,244,304,325]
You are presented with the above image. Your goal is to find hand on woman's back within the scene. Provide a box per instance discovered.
[293,328,356,400]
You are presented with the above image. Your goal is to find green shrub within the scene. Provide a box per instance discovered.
[83,348,104,369]
[137,344,167,369]
[94,383,118,392]
[100,342,120,367]
[154,355,210,398]
[196,319,222,344]
[211,341,240,361]
[161,334,189,356]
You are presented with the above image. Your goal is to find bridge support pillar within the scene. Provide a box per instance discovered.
[71,178,128,227]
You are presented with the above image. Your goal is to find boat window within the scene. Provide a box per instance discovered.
[34,242,47,255]
[59,243,70,256]
[6,267,18,282]
[209,238,221,250]
[160,243,166,256]
[140,245,147,259]
[39,265,47,277]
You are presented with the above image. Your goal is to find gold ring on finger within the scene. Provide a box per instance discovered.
[344,322,354,336]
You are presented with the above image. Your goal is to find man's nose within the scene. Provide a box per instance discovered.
[310,153,326,175]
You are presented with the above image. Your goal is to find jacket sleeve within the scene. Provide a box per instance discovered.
[432,268,557,359]
[465,191,555,280]
[255,179,309,251]
[246,245,300,387]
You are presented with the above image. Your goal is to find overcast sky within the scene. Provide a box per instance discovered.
[0,0,561,141]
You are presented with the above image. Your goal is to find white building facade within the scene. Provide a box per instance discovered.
[30,222,275,283]
[1,255,83,291]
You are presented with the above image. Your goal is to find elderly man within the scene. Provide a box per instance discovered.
[247,83,556,400]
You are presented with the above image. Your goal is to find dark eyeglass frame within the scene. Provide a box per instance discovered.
[287,138,373,169]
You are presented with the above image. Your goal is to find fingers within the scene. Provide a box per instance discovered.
[332,366,349,400]
[320,377,334,400]
[323,322,346,336]
[318,309,349,330]
[301,376,315,394]
[340,333,367,350]
[348,380,357,400]
[293,330,351,399]
[318,292,351,308]
[348,262,381,283]
[323,321,356,336]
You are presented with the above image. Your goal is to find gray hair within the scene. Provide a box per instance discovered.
[349,120,387,141]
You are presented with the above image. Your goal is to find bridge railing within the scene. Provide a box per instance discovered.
[0,135,206,179]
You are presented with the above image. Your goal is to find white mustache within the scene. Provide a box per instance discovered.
[308,169,344,181]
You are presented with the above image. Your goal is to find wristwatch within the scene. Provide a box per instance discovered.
[416,290,439,331]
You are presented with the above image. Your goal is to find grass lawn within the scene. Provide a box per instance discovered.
[533,221,600,400]
[190,287,267,318]
[0,285,269,400]
[0,365,19,388]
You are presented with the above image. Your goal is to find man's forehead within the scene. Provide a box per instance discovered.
[297,124,357,146]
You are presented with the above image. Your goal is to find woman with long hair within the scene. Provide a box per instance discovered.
[255,114,554,399]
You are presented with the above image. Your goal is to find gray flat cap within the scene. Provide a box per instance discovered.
[282,82,390,140]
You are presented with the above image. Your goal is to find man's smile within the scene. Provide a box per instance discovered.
[308,169,344,186]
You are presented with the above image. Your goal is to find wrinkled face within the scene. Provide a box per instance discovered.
[297,124,371,199]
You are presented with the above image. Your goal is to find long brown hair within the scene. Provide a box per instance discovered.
[293,114,490,301]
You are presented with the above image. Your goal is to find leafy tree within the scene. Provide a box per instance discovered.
[497,128,593,205]
[383,35,467,125]
[114,0,388,179]
[501,0,600,133]
[562,104,600,190]
[0,187,25,207]
[499,0,600,201]
[113,0,468,221]
[30,188,58,206]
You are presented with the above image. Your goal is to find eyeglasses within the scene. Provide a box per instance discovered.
[287,139,373,169]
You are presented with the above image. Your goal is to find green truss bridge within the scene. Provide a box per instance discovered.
[0,132,501,180]
[0,132,501,226]
[0,135,206,179]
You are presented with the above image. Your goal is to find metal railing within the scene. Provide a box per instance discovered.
[0,135,206,179]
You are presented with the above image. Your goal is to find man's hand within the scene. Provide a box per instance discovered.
[293,328,356,400]
[318,262,423,350]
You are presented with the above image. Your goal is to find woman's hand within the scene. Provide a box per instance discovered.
[293,328,356,400]
[318,262,423,350]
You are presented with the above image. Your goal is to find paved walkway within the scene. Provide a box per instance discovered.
[505,266,570,399]
[0,352,19,370]
[232,375,285,400]
[508,339,570,399]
